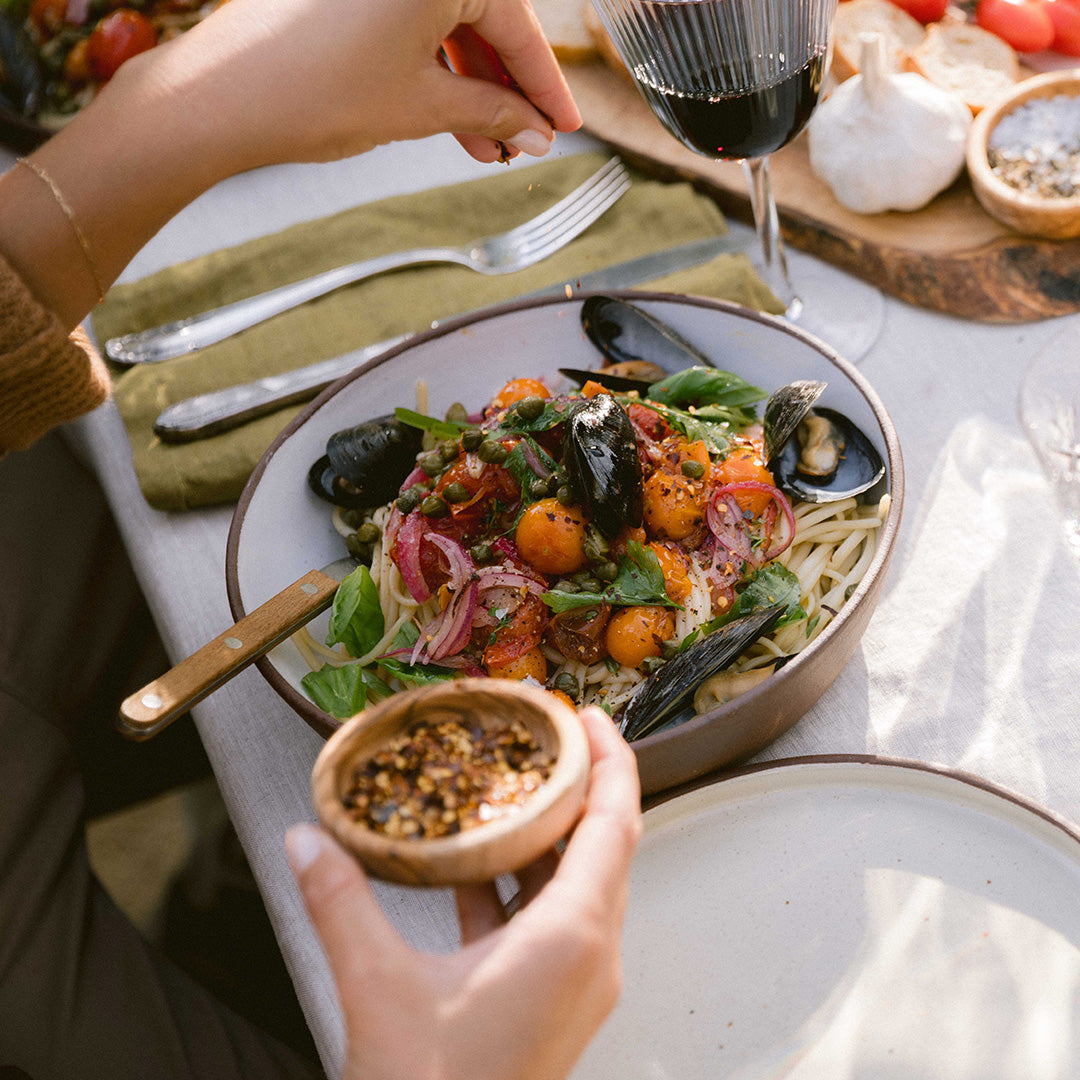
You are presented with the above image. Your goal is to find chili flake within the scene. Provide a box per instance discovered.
[343,717,553,839]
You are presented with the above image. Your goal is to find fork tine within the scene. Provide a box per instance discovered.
[512,162,630,248]
[510,169,632,263]
[499,156,628,244]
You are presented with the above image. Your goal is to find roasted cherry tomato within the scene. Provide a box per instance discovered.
[86,9,158,82]
[1045,0,1080,53]
[29,0,69,37]
[887,0,949,23]
[976,0,1055,52]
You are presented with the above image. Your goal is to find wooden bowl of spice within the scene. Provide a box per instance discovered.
[967,69,1080,240]
[311,678,591,885]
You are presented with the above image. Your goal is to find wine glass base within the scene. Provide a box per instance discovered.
[777,247,885,366]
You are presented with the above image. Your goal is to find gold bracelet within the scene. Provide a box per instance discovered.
[17,157,107,305]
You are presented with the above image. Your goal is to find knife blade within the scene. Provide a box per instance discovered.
[151,233,744,444]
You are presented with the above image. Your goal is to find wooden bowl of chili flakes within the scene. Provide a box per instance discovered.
[311,678,591,885]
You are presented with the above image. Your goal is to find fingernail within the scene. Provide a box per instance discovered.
[285,823,327,874]
[505,129,552,158]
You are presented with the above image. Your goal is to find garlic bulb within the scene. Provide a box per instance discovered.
[808,32,971,214]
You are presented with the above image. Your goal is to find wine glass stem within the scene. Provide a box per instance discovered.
[742,157,801,320]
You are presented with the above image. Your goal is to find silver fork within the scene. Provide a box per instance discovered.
[105,157,631,366]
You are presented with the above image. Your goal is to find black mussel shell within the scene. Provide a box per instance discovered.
[562,394,643,539]
[771,407,885,505]
[0,13,43,118]
[308,415,422,508]
[618,604,785,742]
[581,295,714,374]
[308,455,370,509]
[763,380,827,466]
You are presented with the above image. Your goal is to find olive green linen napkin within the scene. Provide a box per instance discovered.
[92,151,780,512]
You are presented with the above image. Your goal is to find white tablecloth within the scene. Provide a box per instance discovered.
[6,131,1079,1075]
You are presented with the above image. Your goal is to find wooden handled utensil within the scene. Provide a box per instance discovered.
[118,559,356,740]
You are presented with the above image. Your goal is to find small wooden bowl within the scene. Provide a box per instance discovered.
[311,678,591,886]
[966,69,1080,240]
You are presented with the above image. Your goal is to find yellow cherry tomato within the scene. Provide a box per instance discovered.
[486,646,548,683]
[605,606,676,668]
[648,541,692,603]
[490,377,551,412]
[546,687,577,710]
[642,470,707,541]
[515,498,589,576]
[713,446,776,516]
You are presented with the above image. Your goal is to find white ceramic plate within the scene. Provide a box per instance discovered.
[572,756,1080,1079]
[227,293,904,794]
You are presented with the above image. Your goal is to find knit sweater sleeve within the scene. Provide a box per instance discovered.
[0,251,112,455]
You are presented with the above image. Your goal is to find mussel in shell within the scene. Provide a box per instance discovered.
[562,393,643,539]
[618,604,786,742]
[765,382,885,504]
[307,414,422,508]
[581,295,715,374]
[0,12,43,119]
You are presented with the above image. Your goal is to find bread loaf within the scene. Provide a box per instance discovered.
[531,0,599,61]
[906,19,1020,113]
[830,0,927,82]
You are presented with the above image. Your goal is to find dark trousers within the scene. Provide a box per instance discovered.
[0,432,324,1080]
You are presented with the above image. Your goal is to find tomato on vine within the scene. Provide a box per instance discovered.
[976,0,1056,52]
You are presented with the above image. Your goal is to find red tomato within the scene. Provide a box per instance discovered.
[1046,0,1080,53]
[86,9,158,82]
[887,0,949,23]
[976,0,1056,52]
[29,0,68,38]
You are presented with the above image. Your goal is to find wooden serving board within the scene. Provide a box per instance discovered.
[563,60,1080,322]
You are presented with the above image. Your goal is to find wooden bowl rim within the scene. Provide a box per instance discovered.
[966,68,1080,215]
[311,678,590,862]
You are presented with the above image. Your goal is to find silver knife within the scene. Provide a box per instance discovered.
[151,234,743,444]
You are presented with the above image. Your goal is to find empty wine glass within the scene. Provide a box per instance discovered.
[589,0,885,363]
[1019,329,1080,564]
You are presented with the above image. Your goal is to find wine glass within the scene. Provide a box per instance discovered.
[1019,328,1080,566]
[589,0,884,362]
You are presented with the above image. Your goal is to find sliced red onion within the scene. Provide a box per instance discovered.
[475,565,546,595]
[426,532,474,592]
[519,440,552,479]
[713,481,796,560]
[400,465,427,490]
[395,510,431,602]
[412,580,479,664]
[65,0,91,24]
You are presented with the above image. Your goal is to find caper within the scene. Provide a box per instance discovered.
[585,526,610,557]
[355,521,381,544]
[444,402,468,423]
[421,431,437,452]
[553,673,580,700]
[595,560,619,583]
[340,508,363,528]
[345,534,372,562]
[641,656,665,675]
[477,439,509,464]
[681,459,706,479]
[556,485,574,506]
[395,488,422,514]
[420,494,448,517]
[442,482,470,504]
[460,429,485,452]
[514,396,546,422]
[470,542,494,563]
[529,477,551,499]
[578,578,602,594]
[660,639,680,661]
[438,439,460,462]
[554,580,580,593]
[420,452,444,478]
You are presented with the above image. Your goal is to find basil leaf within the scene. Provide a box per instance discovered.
[542,541,676,612]
[394,407,468,440]
[302,663,369,719]
[326,565,384,658]
[629,400,736,455]
[704,564,805,635]
[647,366,766,410]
